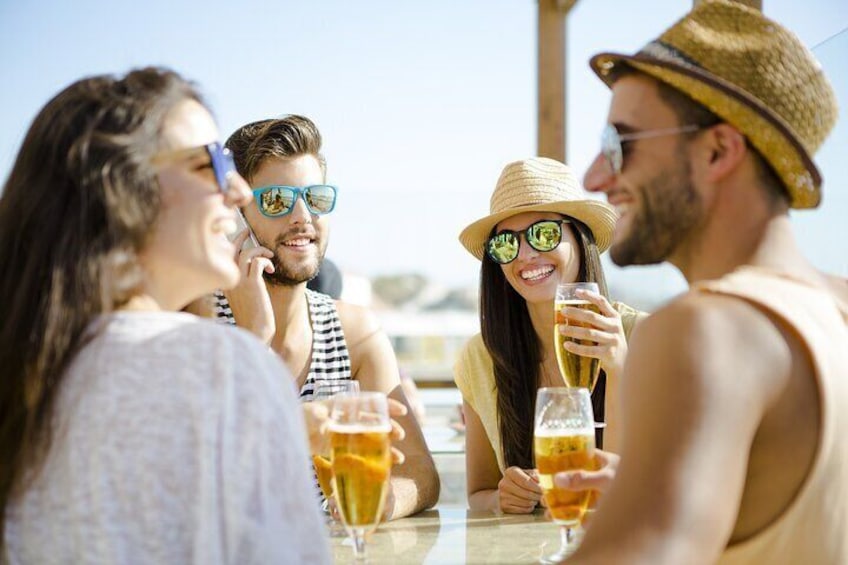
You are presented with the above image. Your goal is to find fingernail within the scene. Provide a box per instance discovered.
[555,475,570,488]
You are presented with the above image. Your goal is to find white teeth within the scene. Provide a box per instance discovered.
[521,265,554,280]
[283,238,311,247]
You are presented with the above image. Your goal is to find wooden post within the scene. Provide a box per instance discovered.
[537,0,577,162]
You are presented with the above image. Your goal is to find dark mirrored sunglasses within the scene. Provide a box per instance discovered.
[252,184,338,218]
[485,219,569,264]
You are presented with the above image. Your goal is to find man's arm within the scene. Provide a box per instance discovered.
[338,302,441,518]
[569,293,790,564]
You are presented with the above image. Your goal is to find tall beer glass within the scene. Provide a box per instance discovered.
[311,380,360,536]
[329,391,392,560]
[554,282,601,390]
[534,387,595,563]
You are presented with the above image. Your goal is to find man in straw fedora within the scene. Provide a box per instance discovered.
[562,0,848,563]
[454,157,643,519]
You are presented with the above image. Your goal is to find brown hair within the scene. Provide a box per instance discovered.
[225,115,326,182]
[0,67,202,547]
[480,218,609,469]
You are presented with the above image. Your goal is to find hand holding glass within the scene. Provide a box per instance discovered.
[554,282,602,391]
[311,380,360,507]
[534,387,596,563]
[330,391,392,561]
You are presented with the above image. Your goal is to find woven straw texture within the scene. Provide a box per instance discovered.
[590,0,838,209]
[459,157,617,260]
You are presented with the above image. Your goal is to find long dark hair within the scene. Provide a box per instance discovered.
[480,218,609,469]
[0,67,202,546]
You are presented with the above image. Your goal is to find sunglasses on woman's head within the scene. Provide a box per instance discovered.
[486,219,571,264]
[252,184,338,218]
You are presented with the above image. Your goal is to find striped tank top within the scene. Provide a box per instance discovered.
[215,289,353,505]
[214,289,353,394]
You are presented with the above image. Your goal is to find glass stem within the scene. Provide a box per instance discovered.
[352,528,367,560]
[561,525,575,553]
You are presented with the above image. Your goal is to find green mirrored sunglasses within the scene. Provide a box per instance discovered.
[486,219,571,264]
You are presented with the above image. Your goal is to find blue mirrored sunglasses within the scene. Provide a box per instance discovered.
[205,142,236,193]
[252,185,338,218]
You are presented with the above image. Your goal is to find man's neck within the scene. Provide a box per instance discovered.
[267,281,311,345]
[674,209,812,286]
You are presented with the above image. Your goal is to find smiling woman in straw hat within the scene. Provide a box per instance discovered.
[453,156,646,515]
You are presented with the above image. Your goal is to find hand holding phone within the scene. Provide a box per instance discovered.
[228,209,260,250]
[223,209,275,344]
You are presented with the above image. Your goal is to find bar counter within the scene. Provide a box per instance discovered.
[331,506,565,564]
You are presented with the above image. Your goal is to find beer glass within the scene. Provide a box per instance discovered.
[330,391,392,560]
[311,380,360,536]
[534,387,595,563]
[554,282,602,391]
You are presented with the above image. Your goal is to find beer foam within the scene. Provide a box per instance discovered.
[555,299,592,307]
[534,427,594,438]
[328,423,392,434]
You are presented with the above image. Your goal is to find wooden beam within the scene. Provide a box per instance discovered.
[537,0,577,162]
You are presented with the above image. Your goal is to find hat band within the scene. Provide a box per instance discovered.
[638,40,702,69]
[624,56,821,202]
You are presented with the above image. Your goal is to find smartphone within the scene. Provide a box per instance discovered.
[228,209,260,250]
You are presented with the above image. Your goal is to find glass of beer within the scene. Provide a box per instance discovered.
[554,282,602,391]
[329,391,392,561]
[311,380,360,536]
[534,387,595,563]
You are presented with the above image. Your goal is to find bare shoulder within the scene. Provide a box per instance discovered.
[822,272,848,302]
[630,291,792,406]
[637,291,789,352]
[335,300,383,348]
[334,300,399,390]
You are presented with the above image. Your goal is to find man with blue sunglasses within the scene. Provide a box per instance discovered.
[214,115,440,521]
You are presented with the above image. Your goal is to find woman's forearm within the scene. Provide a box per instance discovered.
[468,488,500,513]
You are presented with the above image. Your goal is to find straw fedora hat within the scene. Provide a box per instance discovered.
[459,157,618,261]
[589,0,838,209]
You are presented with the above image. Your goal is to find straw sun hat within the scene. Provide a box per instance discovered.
[459,157,618,261]
[590,0,838,209]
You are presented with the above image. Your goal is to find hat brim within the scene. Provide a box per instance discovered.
[590,51,822,209]
[459,199,618,261]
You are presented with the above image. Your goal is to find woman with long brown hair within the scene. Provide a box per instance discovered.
[454,157,644,514]
[0,68,330,563]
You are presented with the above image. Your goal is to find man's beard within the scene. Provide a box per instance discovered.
[260,237,326,287]
[610,150,704,267]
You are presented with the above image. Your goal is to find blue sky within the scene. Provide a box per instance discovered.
[1,1,845,309]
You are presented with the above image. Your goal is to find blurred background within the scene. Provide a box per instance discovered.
[1,2,845,455]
